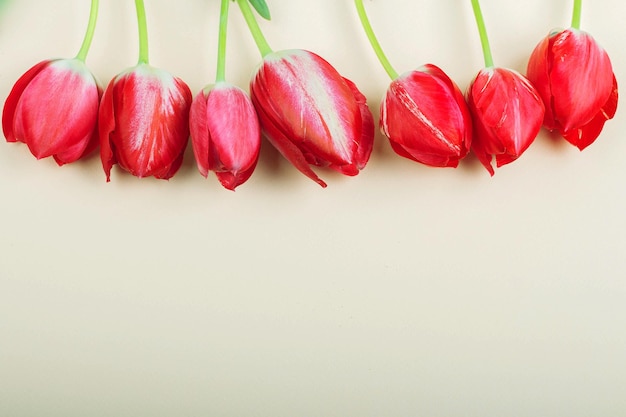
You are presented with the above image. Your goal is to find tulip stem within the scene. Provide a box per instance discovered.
[354,0,398,80]
[236,0,273,57]
[571,0,582,29]
[470,0,494,68]
[75,0,99,62]
[135,0,150,64]
[215,0,229,82]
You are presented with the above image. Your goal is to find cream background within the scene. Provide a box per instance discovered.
[1,0,625,415]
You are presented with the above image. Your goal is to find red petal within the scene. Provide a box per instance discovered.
[563,75,618,149]
[2,60,52,143]
[251,90,327,188]
[526,33,557,129]
[53,129,94,166]
[334,76,374,174]
[548,29,614,133]
[98,77,117,182]
[152,151,185,180]
[216,157,258,191]
[77,81,103,161]
[189,90,211,177]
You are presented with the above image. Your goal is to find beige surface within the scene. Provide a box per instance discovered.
[1,0,625,415]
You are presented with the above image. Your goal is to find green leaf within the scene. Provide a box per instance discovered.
[248,0,271,20]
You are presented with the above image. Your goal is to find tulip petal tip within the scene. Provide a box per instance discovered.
[316,178,328,188]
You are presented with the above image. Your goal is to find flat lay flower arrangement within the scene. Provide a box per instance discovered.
[2,0,618,189]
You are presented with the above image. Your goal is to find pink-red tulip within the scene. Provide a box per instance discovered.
[99,64,192,181]
[381,64,472,167]
[189,82,261,190]
[2,58,101,165]
[467,67,545,175]
[526,28,618,150]
[250,49,374,188]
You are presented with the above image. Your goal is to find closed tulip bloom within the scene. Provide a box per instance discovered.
[99,64,192,180]
[526,28,618,150]
[381,64,472,167]
[467,67,545,175]
[189,82,260,190]
[3,59,101,165]
[250,49,374,188]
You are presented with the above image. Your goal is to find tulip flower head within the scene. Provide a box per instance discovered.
[237,0,374,187]
[190,83,260,190]
[99,65,192,180]
[467,0,544,175]
[189,0,261,190]
[2,0,101,165]
[526,3,618,150]
[467,67,545,175]
[250,49,374,187]
[3,59,102,165]
[379,66,472,167]
[99,0,192,181]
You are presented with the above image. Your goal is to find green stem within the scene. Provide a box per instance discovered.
[215,0,229,82]
[354,0,398,80]
[571,0,582,29]
[75,0,99,62]
[236,0,273,57]
[470,0,494,68]
[135,0,150,64]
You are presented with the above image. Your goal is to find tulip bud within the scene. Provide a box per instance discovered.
[99,64,192,181]
[381,64,472,167]
[189,82,261,190]
[526,28,618,150]
[467,67,545,175]
[2,58,102,165]
[250,49,374,188]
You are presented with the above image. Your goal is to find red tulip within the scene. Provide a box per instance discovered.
[99,64,192,181]
[189,82,260,190]
[250,49,374,188]
[381,64,472,167]
[467,67,545,175]
[526,28,618,150]
[2,58,101,165]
